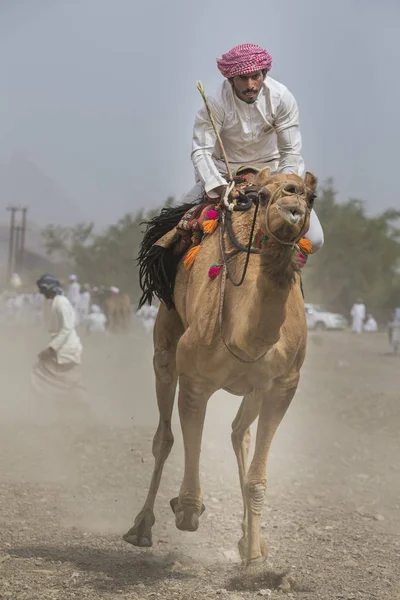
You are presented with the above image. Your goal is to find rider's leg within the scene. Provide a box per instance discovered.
[304,209,324,253]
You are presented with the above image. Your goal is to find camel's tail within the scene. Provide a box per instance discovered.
[137,202,196,309]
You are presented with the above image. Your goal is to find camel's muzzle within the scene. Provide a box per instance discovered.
[275,202,306,225]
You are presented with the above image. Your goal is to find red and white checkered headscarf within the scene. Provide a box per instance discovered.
[216,44,272,79]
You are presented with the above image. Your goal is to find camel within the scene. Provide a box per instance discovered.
[124,168,317,565]
[105,292,132,333]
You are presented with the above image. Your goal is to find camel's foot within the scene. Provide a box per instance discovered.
[238,535,248,560]
[260,538,268,557]
[245,555,268,569]
[170,497,205,532]
[238,536,268,562]
[123,508,155,547]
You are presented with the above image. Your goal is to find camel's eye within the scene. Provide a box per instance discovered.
[309,193,317,206]
[258,191,270,206]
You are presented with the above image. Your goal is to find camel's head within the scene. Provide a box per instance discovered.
[255,169,317,244]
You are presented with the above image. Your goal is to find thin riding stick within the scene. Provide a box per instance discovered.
[196,80,232,181]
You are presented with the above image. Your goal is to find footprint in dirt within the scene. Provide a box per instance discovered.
[226,565,313,594]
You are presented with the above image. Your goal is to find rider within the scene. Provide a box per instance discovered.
[183,43,324,252]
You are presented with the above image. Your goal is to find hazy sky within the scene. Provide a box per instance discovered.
[1,0,400,227]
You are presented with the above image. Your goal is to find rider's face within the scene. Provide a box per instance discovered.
[230,71,266,104]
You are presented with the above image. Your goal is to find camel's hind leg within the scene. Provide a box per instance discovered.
[170,366,216,532]
[231,393,262,561]
[123,304,183,547]
[124,306,132,332]
[108,308,116,333]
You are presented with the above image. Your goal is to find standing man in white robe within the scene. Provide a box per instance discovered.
[351,299,366,334]
[79,284,91,324]
[67,274,81,325]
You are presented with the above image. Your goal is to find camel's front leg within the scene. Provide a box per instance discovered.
[231,393,262,560]
[170,374,214,532]
[245,374,299,565]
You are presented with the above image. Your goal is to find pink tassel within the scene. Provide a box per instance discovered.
[205,209,218,220]
[208,262,221,280]
[295,252,307,269]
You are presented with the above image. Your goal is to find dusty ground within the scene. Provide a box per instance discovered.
[0,322,399,600]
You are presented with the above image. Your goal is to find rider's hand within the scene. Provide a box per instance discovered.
[207,184,239,201]
[209,184,228,198]
[208,183,239,201]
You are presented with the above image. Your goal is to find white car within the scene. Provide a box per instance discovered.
[304,303,348,331]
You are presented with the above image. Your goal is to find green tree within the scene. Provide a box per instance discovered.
[43,187,400,321]
[303,180,400,319]
[42,197,175,300]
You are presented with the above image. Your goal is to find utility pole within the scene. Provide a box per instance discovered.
[14,225,21,273]
[5,206,28,281]
[6,207,18,282]
[19,207,27,272]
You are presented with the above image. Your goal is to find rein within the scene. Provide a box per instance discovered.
[219,191,260,287]
[220,182,310,285]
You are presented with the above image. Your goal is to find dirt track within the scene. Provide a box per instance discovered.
[0,325,399,599]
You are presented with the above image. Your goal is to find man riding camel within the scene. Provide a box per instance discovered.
[183,43,324,252]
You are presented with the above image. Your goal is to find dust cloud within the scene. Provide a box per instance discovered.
[0,323,399,599]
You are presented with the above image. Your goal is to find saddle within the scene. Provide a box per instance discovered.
[154,166,260,255]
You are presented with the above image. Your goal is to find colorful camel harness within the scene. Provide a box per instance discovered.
[179,180,313,364]
[137,176,312,364]
[182,181,313,283]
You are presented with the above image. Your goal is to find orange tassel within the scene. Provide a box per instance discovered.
[203,219,219,235]
[298,238,313,255]
[183,244,201,270]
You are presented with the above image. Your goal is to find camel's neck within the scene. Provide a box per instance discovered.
[224,223,297,359]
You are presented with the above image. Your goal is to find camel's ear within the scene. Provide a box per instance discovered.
[304,171,318,192]
[256,167,271,190]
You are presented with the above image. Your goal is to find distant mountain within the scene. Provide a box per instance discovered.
[0,153,88,226]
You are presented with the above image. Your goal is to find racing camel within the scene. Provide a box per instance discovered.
[124,167,317,565]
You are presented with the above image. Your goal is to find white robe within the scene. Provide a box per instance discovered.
[67,281,81,307]
[48,295,82,364]
[67,281,81,324]
[31,295,85,409]
[79,291,91,320]
[85,312,107,333]
[364,317,378,332]
[186,77,324,251]
[136,304,158,333]
[192,78,304,193]
[351,303,366,333]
